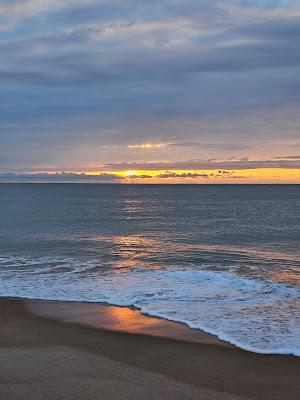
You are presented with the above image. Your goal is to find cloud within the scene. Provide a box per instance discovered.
[127,143,167,150]
[158,171,209,178]
[169,142,251,150]
[0,1,104,29]
[2,2,300,88]
[126,174,153,179]
[1,1,300,171]
[273,155,300,159]
[103,157,300,170]
[0,172,123,183]
[0,168,262,182]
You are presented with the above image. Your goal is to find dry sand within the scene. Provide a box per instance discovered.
[0,297,299,400]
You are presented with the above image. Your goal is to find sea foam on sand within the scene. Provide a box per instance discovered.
[1,254,299,356]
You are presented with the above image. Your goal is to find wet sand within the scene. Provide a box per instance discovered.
[26,299,231,346]
[0,297,299,400]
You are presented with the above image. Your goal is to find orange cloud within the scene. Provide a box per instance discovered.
[80,168,300,183]
[1,168,299,183]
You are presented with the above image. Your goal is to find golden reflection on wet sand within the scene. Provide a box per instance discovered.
[26,300,228,346]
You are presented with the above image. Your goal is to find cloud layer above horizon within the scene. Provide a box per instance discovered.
[0,0,300,182]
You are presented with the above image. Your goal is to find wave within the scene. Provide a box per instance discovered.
[0,254,299,356]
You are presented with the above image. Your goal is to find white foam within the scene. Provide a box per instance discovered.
[0,255,299,356]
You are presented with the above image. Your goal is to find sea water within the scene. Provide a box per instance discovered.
[0,184,299,355]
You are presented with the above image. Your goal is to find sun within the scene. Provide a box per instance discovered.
[124,170,136,177]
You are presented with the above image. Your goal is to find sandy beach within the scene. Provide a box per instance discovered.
[0,297,299,400]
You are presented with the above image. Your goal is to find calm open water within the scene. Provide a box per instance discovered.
[0,184,299,355]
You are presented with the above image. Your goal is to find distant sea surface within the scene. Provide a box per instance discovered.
[0,184,299,355]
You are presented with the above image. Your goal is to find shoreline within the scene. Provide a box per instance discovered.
[6,295,300,357]
[1,297,300,400]
[24,297,232,347]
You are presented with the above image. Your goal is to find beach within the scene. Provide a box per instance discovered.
[1,0,300,396]
[1,185,299,356]
[1,297,299,400]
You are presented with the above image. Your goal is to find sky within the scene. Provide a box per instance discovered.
[0,0,300,183]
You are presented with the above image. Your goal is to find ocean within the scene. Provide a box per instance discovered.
[0,184,299,356]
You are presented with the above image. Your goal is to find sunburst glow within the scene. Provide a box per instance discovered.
[127,144,167,149]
